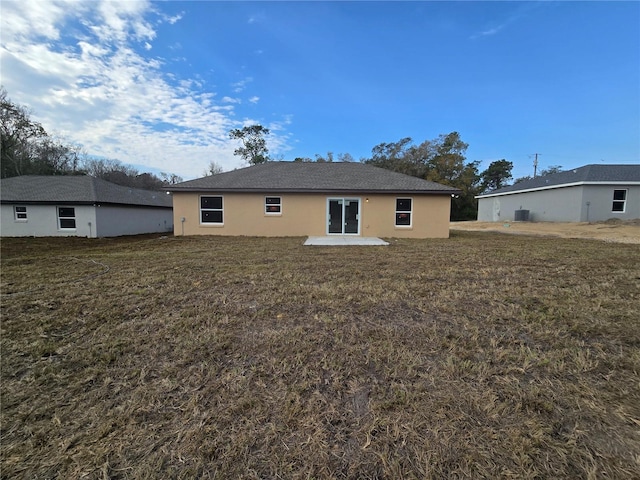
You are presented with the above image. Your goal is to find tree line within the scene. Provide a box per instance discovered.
[228,125,539,220]
[1,88,182,190]
[4,85,561,219]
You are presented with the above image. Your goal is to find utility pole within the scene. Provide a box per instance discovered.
[531,153,541,177]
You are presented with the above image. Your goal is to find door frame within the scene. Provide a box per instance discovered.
[326,197,361,235]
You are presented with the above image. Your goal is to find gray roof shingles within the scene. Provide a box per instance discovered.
[478,164,640,197]
[0,175,172,208]
[169,162,459,194]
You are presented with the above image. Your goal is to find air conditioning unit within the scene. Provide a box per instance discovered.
[514,209,530,222]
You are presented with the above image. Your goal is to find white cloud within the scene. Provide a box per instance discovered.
[232,77,253,93]
[249,96,260,104]
[165,12,184,25]
[0,0,291,179]
[0,0,71,41]
[470,3,545,41]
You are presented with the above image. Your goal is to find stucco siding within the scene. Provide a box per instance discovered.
[95,205,173,237]
[478,186,584,222]
[478,184,640,222]
[582,185,640,221]
[1,204,97,237]
[172,192,451,238]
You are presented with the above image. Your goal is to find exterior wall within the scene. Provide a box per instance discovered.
[1,204,174,237]
[477,184,640,222]
[95,205,173,237]
[582,185,640,221]
[1,204,97,237]
[478,186,584,222]
[172,192,452,238]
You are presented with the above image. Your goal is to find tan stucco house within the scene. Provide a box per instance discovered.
[168,162,459,239]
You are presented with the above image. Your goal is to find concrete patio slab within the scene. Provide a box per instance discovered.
[304,236,389,246]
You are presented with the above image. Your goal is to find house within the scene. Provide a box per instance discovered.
[476,164,640,222]
[168,162,460,238]
[1,175,173,237]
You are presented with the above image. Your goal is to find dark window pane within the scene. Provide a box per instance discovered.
[266,197,281,205]
[58,207,75,217]
[15,206,27,219]
[396,198,412,211]
[201,196,222,209]
[612,201,625,212]
[266,205,281,213]
[396,213,411,226]
[202,210,223,223]
[60,218,76,229]
[613,190,626,201]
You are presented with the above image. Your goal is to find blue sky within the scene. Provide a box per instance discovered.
[1,1,638,180]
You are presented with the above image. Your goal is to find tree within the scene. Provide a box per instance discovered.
[364,132,481,220]
[81,157,180,190]
[1,87,47,177]
[1,88,87,178]
[540,165,563,176]
[229,124,270,165]
[204,160,224,176]
[424,132,479,221]
[425,132,469,185]
[513,175,532,184]
[480,159,513,192]
[160,172,184,184]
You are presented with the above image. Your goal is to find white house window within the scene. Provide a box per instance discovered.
[265,196,281,214]
[58,207,76,229]
[14,206,27,221]
[395,198,412,227]
[201,196,223,224]
[612,189,627,212]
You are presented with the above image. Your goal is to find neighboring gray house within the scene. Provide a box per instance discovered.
[476,164,640,222]
[1,175,173,237]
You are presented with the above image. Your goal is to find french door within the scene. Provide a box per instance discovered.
[327,198,360,235]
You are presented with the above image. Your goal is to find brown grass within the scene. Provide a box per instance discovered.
[1,232,639,479]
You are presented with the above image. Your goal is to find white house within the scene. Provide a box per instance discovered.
[1,175,173,237]
[476,164,640,222]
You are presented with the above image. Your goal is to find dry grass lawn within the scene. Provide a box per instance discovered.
[1,232,639,479]
[451,219,640,244]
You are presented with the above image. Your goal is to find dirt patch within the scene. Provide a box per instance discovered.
[451,219,640,244]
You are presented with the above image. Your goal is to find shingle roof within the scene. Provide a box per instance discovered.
[0,175,173,208]
[478,164,640,198]
[169,162,459,194]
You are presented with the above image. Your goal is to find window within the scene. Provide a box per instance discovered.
[58,207,76,229]
[200,196,223,224]
[14,206,27,221]
[265,196,281,214]
[395,198,412,227]
[612,189,627,212]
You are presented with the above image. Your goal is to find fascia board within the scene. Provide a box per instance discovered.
[476,181,640,199]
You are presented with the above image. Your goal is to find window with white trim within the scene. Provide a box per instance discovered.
[14,206,27,221]
[395,198,412,227]
[265,196,281,214]
[58,207,76,229]
[200,196,223,224]
[612,189,627,212]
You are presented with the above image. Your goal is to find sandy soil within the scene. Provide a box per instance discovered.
[450,219,640,244]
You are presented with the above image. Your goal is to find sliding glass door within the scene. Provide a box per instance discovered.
[327,198,360,235]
